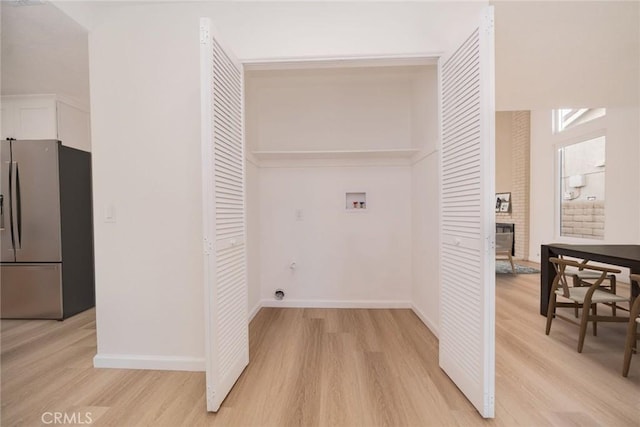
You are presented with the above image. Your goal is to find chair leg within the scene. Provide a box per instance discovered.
[546,293,557,335]
[622,323,637,377]
[593,304,598,336]
[610,275,617,316]
[572,276,581,318]
[623,296,640,377]
[508,254,515,275]
[578,303,591,353]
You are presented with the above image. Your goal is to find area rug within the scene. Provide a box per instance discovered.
[496,260,540,274]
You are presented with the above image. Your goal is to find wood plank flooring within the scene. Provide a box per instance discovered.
[2,270,639,426]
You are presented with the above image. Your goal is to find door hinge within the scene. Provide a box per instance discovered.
[207,385,215,407]
[485,236,495,251]
[484,392,495,416]
[200,26,210,45]
[203,237,213,255]
[483,10,495,36]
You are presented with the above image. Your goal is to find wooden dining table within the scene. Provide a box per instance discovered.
[540,244,640,316]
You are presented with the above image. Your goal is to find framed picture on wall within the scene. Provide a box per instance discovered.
[496,192,511,213]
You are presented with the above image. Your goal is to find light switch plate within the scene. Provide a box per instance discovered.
[105,203,116,223]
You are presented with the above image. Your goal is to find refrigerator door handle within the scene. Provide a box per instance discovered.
[14,162,22,249]
[8,161,16,249]
[1,159,8,232]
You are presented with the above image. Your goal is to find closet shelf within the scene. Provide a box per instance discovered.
[251,148,420,160]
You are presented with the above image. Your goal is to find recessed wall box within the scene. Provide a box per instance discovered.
[346,192,366,210]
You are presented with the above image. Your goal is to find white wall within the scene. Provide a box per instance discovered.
[246,67,416,152]
[246,66,422,307]
[494,1,639,111]
[411,152,440,335]
[89,6,205,370]
[409,66,440,335]
[86,1,486,370]
[493,1,640,259]
[258,166,412,306]
[246,158,261,319]
[2,1,90,107]
[529,108,640,261]
[59,1,487,59]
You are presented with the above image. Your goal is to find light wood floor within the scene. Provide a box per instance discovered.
[2,270,639,426]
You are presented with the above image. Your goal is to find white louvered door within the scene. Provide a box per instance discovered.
[200,18,248,412]
[438,7,495,418]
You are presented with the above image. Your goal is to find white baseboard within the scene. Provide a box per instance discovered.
[248,301,262,322]
[260,299,412,309]
[411,304,439,338]
[93,354,205,372]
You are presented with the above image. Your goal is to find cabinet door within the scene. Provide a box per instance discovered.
[1,96,58,140]
[1,102,16,139]
[56,101,92,152]
[17,104,57,139]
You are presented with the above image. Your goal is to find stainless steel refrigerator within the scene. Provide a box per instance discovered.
[1,139,94,319]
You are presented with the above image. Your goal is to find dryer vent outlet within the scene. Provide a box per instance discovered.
[274,289,285,300]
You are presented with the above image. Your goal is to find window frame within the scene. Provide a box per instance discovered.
[553,108,606,134]
[554,127,607,242]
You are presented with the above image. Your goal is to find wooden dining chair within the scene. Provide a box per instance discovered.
[495,232,515,274]
[567,258,619,315]
[622,274,640,377]
[561,256,620,316]
[545,257,627,353]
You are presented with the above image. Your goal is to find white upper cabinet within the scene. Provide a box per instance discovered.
[1,95,91,152]
[1,95,57,140]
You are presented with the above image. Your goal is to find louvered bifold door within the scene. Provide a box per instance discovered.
[200,18,248,413]
[438,7,496,418]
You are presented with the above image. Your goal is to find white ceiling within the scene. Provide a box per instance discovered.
[1,0,90,107]
[4,1,637,112]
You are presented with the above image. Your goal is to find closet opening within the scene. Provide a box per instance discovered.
[244,59,439,317]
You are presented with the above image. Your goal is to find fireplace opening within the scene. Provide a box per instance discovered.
[496,223,515,256]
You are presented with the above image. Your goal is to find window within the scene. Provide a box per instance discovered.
[554,107,607,240]
[558,135,606,239]
[554,108,606,133]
